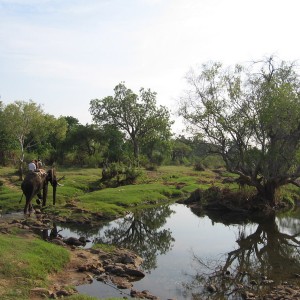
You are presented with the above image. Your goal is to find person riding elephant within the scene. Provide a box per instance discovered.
[21,168,58,215]
[28,160,37,172]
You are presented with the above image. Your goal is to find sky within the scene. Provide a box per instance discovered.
[1,0,300,134]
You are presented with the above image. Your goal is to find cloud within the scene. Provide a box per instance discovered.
[1,0,300,129]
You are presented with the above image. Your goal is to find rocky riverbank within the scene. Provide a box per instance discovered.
[0,212,159,300]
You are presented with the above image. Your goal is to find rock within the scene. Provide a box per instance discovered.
[56,289,72,297]
[285,286,296,294]
[241,291,255,299]
[124,267,145,278]
[206,284,217,293]
[130,289,159,300]
[51,238,65,246]
[96,274,109,282]
[63,237,85,246]
[79,236,87,243]
[250,280,258,285]
[261,279,274,285]
[30,287,51,296]
[10,219,21,224]
[111,276,133,289]
[35,208,42,214]
[105,265,124,275]
[77,252,88,259]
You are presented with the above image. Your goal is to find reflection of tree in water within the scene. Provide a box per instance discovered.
[96,205,175,271]
[183,213,300,299]
[58,221,109,238]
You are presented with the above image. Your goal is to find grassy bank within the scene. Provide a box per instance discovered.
[1,165,298,217]
[0,165,228,217]
[0,230,70,299]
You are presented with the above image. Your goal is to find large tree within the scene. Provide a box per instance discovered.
[179,57,300,206]
[2,100,67,179]
[90,82,173,165]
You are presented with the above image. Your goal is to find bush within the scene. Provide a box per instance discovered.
[194,162,205,171]
[125,165,142,183]
[101,162,142,185]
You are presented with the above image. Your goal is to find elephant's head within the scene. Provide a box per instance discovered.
[46,168,58,205]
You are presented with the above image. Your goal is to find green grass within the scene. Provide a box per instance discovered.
[92,243,116,253]
[1,165,299,220]
[0,165,209,218]
[0,234,70,299]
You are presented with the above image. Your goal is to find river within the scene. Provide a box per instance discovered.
[56,203,300,300]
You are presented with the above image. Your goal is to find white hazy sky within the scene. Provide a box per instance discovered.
[1,0,300,134]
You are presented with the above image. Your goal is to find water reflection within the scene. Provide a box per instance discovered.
[50,204,300,299]
[95,205,175,271]
[183,212,300,299]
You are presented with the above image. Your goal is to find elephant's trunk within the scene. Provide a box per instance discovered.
[53,184,57,205]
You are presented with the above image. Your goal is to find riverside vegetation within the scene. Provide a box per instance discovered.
[0,165,299,300]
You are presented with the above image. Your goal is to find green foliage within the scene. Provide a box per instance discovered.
[0,100,68,178]
[179,57,300,204]
[101,162,142,185]
[90,82,173,165]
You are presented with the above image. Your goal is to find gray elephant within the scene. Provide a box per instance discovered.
[21,168,58,214]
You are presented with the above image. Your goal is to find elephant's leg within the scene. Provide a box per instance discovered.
[36,191,43,205]
[24,198,30,215]
[29,203,35,214]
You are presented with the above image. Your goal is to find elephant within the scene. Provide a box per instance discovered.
[21,168,58,215]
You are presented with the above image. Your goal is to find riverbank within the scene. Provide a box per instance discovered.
[0,212,160,300]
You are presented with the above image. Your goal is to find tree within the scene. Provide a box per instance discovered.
[100,124,126,163]
[57,118,102,166]
[90,82,173,165]
[171,137,193,164]
[0,101,16,165]
[2,100,67,179]
[179,57,300,206]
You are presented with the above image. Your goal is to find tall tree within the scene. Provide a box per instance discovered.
[2,100,67,179]
[0,102,15,165]
[179,57,300,206]
[90,82,173,165]
[56,118,102,166]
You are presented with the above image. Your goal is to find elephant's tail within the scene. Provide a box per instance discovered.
[19,193,24,204]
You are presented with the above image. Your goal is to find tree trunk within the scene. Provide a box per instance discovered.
[18,162,23,181]
[133,139,139,166]
[257,181,278,207]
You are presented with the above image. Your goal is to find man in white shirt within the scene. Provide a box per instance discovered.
[28,160,36,171]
